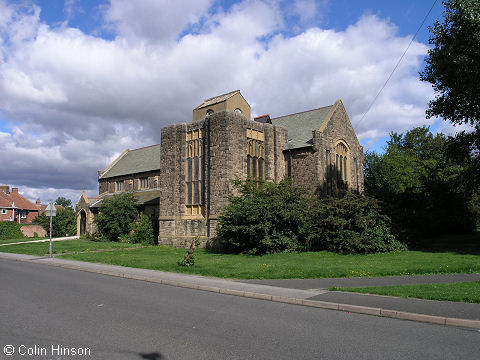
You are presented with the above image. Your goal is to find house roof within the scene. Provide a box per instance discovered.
[195,90,241,110]
[0,188,38,211]
[100,144,161,179]
[0,193,12,208]
[271,105,334,150]
[89,189,160,209]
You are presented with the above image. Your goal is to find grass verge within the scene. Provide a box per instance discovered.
[48,244,480,279]
[330,281,480,303]
[0,240,141,256]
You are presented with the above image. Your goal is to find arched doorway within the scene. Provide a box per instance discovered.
[80,210,87,235]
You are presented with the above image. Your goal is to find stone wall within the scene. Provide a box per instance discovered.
[20,224,47,237]
[158,110,288,247]
[316,100,364,194]
[288,147,318,188]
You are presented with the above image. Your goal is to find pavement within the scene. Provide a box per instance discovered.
[0,235,79,246]
[1,251,479,330]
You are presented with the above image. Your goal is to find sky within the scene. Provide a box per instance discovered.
[0,0,465,204]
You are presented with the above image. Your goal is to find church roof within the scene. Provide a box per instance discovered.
[99,144,161,179]
[89,189,160,209]
[195,90,241,110]
[271,105,334,150]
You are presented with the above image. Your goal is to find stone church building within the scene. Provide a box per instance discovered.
[76,90,364,246]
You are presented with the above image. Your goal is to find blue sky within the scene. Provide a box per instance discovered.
[0,0,458,202]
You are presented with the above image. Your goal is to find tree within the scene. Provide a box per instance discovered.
[94,192,138,242]
[33,208,76,237]
[420,0,480,126]
[364,127,477,241]
[55,196,73,210]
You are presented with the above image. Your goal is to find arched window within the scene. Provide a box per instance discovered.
[234,108,242,114]
[246,129,265,181]
[335,140,349,188]
[206,109,214,117]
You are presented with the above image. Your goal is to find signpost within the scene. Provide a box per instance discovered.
[45,201,56,258]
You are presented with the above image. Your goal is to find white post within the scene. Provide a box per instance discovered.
[49,200,53,258]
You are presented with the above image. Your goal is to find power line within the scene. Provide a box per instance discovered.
[354,0,438,128]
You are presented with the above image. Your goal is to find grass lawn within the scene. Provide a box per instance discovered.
[0,240,141,256]
[330,281,480,303]
[0,237,47,245]
[49,244,480,279]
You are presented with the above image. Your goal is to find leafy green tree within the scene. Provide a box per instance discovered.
[33,208,76,237]
[55,196,73,210]
[420,0,480,127]
[365,127,477,240]
[94,192,138,242]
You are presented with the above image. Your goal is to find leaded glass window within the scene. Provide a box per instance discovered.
[185,129,204,216]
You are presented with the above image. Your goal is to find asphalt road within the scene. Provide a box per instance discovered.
[1,259,479,360]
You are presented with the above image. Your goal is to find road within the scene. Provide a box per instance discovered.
[0,259,479,360]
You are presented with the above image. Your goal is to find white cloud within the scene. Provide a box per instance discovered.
[0,0,439,199]
[104,0,213,44]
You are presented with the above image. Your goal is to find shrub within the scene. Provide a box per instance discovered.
[217,180,403,255]
[130,213,155,245]
[94,192,138,242]
[307,193,406,254]
[218,179,314,254]
[0,222,24,240]
[179,253,195,267]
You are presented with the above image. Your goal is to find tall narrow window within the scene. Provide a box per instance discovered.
[246,129,265,181]
[185,128,204,216]
[116,181,123,192]
[335,141,349,189]
[354,157,359,192]
[139,177,148,189]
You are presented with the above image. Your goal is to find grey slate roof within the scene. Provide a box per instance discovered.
[271,105,333,150]
[100,144,161,179]
[89,189,160,209]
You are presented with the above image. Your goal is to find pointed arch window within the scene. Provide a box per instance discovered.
[335,140,350,188]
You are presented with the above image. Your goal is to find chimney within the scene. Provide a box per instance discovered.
[0,185,9,194]
[11,187,18,194]
[36,198,41,205]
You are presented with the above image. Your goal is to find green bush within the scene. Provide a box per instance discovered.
[307,193,406,254]
[179,253,195,267]
[0,222,24,240]
[94,192,138,242]
[130,213,155,245]
[217,179,312,254]
[217,180,403,255]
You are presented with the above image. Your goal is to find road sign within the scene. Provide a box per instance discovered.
[46,203,56,217]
